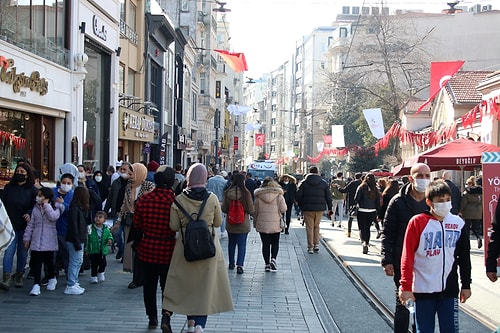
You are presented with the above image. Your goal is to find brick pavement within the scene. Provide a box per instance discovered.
[0,225,326,333]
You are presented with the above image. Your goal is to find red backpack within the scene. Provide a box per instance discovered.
[228,198,245,225]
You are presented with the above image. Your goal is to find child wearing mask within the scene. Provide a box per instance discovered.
[23,187,65,295]
[399,179,471,333]
[86,211,113,284]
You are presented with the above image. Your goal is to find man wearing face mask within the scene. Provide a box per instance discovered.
[380,163,431,333]
[104,162,132,261]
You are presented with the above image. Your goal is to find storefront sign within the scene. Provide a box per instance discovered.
[92,15,108,41]
[0,56,49,95]
[120,108,155,141]
[482,151,500,272]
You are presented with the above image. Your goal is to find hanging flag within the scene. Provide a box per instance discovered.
[323,135,332,144]
[244,123,262,131]
[416,61,465,114]
[362,108,385,139]
[234,137,239,150]
[228,104,252,115]
[316,142,324,153]
[255,133,265,146]
[214,50,248,72]
[331,125,345,148]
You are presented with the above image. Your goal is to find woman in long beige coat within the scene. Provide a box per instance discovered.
[161,163,233,333]
[254,177,287,272]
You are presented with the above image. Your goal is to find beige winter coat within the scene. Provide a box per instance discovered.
[221,186,254,234]
[163,192,234,315]
[253,186,287,234]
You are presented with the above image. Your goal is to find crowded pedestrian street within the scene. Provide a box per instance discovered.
[1,215,498,333]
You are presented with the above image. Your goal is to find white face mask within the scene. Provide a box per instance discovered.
[284,181,289,185]
[60,184,73,193]
[413,179,430,193]
[78,172,86,179]
[35,196,43,205]
[120,172,129,179]
[95,176,103,182]
[433,201,452,217]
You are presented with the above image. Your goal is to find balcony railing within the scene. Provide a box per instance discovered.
[119,19,138,44]
[0,14,69,68]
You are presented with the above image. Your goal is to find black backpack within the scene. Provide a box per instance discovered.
[174,193,216,262]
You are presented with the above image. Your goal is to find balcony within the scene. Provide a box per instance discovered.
[119,20,138,45]
[0,15,69,68]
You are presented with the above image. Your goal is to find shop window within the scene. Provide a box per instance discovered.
[0,110,29,181]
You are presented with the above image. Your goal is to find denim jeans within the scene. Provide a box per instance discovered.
[415,296,458,333]
[66,242,84,287]
[112,217,125,256]
[3,230,28,273]
[227,233,248,266]
[220,211,226,234]
[332,199,344,223]
[187,315,207,328]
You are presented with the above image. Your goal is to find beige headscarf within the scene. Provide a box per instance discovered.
[131,163,147,202]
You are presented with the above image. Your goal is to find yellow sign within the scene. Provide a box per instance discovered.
[119,107,155,142]
[0,57,49,95]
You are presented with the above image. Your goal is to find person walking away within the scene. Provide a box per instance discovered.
[399,179,471,333]
[244,172,258,201]
[105,162,132,261]
[0,163,37,290]
[133,168,177,329]
[380,163,431,333]
[86,211,113,284]
[207,170,228,238]
[254,177,287,271]
[162,163,233,333]
[339,173,362,237]
[221,173,254,274]
[486,201,500,282]
[442,171,461,215]
[278,174,297,234]
[296,166,333,254]
[113,162,155,289]
[354,173,381,254]
[173,163,185,195]
[64,186,90,295]
[330,172,346,228]
[377,180,400,239]
[459,176,483,249]
[23,187,64,295]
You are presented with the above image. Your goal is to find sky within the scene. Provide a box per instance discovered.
[222,0,494,78]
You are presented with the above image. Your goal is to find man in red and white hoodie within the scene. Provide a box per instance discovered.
[399,179,471,333]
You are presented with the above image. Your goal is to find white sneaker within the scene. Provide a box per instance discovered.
[46,278,57,291]
[64,284,85,295]
[90,276,98,284]
[29,284,41,296]
[97,272,105,282]
[194,325,204,333]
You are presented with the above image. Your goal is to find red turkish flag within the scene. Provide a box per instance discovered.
[416,61,465,114]
[255,133,265,146]
[214,50,248,72]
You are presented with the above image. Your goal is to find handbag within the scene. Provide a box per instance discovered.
[276,197,286,230]
[123,212,134,226]
[0,199,14,252]
[348,205,358,217]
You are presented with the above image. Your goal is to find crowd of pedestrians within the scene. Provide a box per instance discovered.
[0,158,497,333]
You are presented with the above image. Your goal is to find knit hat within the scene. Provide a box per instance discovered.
[186,163,208,189]
[154,167,175,188]
[147,160,160,172]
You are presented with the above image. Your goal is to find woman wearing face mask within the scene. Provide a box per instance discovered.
[278,174,297,235]
[0,163,38,290]
[93,170,110,203]
[51,173,75,280]
[116,163,155,288]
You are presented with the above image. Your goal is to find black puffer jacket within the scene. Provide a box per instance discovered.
[380,183,429,276]
[296,174,332,212]
[66,206,89,251]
